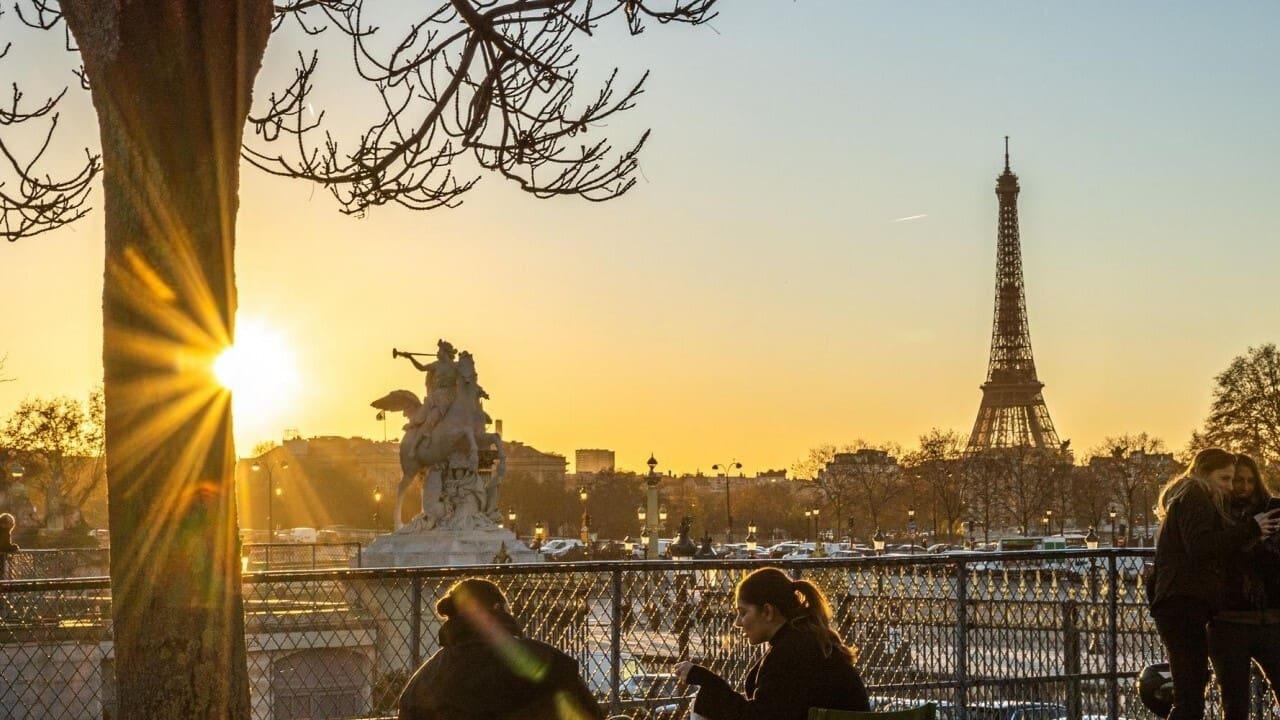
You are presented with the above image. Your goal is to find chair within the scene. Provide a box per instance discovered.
[809,702,938,720]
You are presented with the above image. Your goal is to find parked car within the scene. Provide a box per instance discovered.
[966,701,1068,720]
[616,673,696,717]
[881,698,959,720]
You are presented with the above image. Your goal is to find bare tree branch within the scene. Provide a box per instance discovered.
[244,0,717,215]
[0,5,100,242]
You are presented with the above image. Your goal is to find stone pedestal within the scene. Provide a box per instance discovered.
[360,525,540,568]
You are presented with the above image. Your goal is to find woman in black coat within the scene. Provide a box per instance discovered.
[675,567,869,720]
[1149,448,1280,720]
[1206,454,1280,720]
[397,578,604,720]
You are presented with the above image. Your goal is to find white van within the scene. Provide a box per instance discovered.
[288,527,317,544]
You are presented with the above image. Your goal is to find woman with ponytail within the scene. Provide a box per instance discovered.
[1149,448,1280,720]
[675,567,869,719]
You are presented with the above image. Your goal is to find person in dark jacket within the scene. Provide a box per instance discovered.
[674,566,869,720]
[397,578,604,720]
[1150,448,1280,720]
[1207,454,1280,720]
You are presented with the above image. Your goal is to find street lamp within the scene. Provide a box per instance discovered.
[711,461,743,543]
[746,522,758,553]
[507,508,518,540]
[637,506,646,524]
[873,528,886,555]
[644,454,661,559]
[578,486,590,546]
[804,509,813,541]
[532,521,546,551]
[1045,509,1055,535]
[1108,509,1118,547]
[659,506,668,525]
[811,508,821,542]
[1085,527,1099,550]
[1041,514,1051,536]
[907,508,917,555]
[251,457,289,538]
[7,461,24,479]
[373,488,383,531]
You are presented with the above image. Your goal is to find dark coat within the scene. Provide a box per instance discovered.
[1151,481,1260,611]
[397,617,604,720]
[685,623,870,720]
[1218,498,1280,616]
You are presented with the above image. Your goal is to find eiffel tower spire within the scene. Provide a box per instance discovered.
[967,140,1061,451]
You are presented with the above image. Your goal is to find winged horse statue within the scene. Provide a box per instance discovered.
[371,351,505,530]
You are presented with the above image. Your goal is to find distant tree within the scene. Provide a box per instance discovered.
[961,453,1004,544]
[902,429,968,541]
[1086,434,1177,544]
[1,389,105,529]
[578,470,644,540]
[806,440,904,538]
[1067,464,1111,533]
[1194,344,1280,484]
[989,446,1064,537]
[249,440,279,458]
[2,1,719,714]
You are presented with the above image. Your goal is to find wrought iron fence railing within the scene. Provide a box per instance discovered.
[3,549,1272,720]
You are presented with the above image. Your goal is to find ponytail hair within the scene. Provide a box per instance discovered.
[736,567,852,662]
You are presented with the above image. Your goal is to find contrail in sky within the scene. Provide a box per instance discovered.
[891,214,928,223]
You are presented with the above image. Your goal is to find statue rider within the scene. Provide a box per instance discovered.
[399,339,459,441]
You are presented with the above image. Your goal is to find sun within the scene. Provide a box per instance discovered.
[213,319,299,431]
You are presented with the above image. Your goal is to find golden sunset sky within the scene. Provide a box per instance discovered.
[2,3,1278,473]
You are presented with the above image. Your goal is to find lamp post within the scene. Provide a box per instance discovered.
[533,521,546,552]
[746,522,758,555]
[907,508,918,555]
[373,488,383,531]
[1041,514,1050,536]
[251,457,289,539]
[811,508,821,543]
[578,486,590,546]
[873,528,886,555]
[804,509,813,542]
[711,461,743,543]
[1085,527,1099,550]
[1108,509,1118,547]
[644,454,661,559]
[1045,509,1055,536]
[506,508,518,541]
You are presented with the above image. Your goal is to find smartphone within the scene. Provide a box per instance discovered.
[1267,497,1280,513]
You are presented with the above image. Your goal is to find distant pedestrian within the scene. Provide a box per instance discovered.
[1149,448,1280,720]
[1207,454,1280,720]
[674,567,869,720]
[397,578,603,720]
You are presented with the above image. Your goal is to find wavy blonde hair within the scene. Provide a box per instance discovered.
[1155,448,1235,523]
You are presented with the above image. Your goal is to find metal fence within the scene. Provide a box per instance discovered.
[0,542,364,581]
[1,549,1273,720]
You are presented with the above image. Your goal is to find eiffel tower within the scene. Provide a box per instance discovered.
[966,139,1061,451]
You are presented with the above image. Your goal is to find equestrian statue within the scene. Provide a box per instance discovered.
[371,340,506,531]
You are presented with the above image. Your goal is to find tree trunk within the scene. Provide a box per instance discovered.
[60,2,273,718]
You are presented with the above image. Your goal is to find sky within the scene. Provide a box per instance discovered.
[1,2,1278,474]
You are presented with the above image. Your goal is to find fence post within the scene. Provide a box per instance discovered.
[411,577,423,667]
[356,543,363,568]
[955,559,969,720]
[1063,599,1081,720]
[1107,554,1119,720]
[610,569,623,714]
[311,543,318,570]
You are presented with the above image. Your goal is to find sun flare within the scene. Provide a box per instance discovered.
[213,319,299,433]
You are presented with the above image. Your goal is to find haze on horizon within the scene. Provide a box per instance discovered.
[2,2,1277,473]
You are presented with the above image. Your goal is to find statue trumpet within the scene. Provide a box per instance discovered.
[392,348,438,359]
